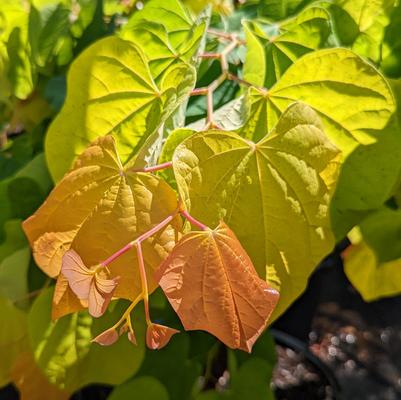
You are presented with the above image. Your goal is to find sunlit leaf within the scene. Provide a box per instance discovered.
[121,0,208,80]
[23,135,181,318]
[45,35,196,182]
[173,102,340,319]
[327,0,395,62]
[243,7,330,88]
[156,222,279,351]
[244,48,398,238]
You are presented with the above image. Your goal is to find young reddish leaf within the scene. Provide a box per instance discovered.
[146,323,179,350]
[23,135,182,317]
[92,328,119,346]
[119,323,137,345]
[155,221,279,352]
[61,250,119,318]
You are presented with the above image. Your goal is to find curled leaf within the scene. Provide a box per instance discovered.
[146,323,179,350]
[62,250,119,318]
[119,323,137,345]
[155,222,279,352]
[92,328,119,346]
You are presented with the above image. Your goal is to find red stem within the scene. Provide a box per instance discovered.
[180,209,209,231]
[130,161,172,173]
[100,210,179,266]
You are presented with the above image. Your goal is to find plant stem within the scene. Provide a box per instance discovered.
[129,161,173,173]
[136,241,152,325]
[100,209,179,267]
[180,209,209,231]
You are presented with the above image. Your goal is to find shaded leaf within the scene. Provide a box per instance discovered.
[146,323,179,350]
[343,208,401,301]
[108,376,169,400]
[173,103,340,319]
[156,222,279,351]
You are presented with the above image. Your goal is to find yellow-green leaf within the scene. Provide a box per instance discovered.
[342,207,401,302]
[23,135,181,318]
[328,0,395,62]
[243,7,330,88]
[28,288,146,391]
[0,295,28,388]
[45,36,196,182]
[244,48,397,238]
[173,102,340,319]
[121,0,208,80]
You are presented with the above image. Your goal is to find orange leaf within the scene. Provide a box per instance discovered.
[92,328,119,346]
[61,250,119,318]
[23,135,181,317]
[155,221,279,352]
[146,324,179,350]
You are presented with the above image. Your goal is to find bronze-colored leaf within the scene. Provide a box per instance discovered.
[155,222,279,352]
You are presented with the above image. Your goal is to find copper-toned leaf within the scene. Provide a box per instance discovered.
[92,328,119,346]
[23,135,181,318]
[146,324,179,350]
[61,250,93,300]
[61,250,119,318]
[155,221,279,352]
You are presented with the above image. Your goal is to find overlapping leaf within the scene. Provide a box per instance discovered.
[173,102,340,319]
[327,0,395,62]
[121,0,208,80]
[156,222,279,352]
[243,7,330,88]
[343,208,401,301]
[23,135,181,318]
[258,0,314,20]
[45,35,196,182]
[243,48,398,238]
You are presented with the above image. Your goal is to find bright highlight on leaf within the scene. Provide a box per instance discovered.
[155,221,279,352]
[62,250,119,318]
[173,103,340,320]
[146,323,180,350]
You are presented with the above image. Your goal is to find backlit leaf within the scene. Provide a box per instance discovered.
[146,323,180,350]
[156,222,279,351]
[28,288,146,391]
[327,0,395,62]
[11,352,70,400]
[121,0,208,80]
[244,48,398,238]
[243,7,330,88]
[173,102,340,319]
[23,135,181,318]
[45,35,196,182]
